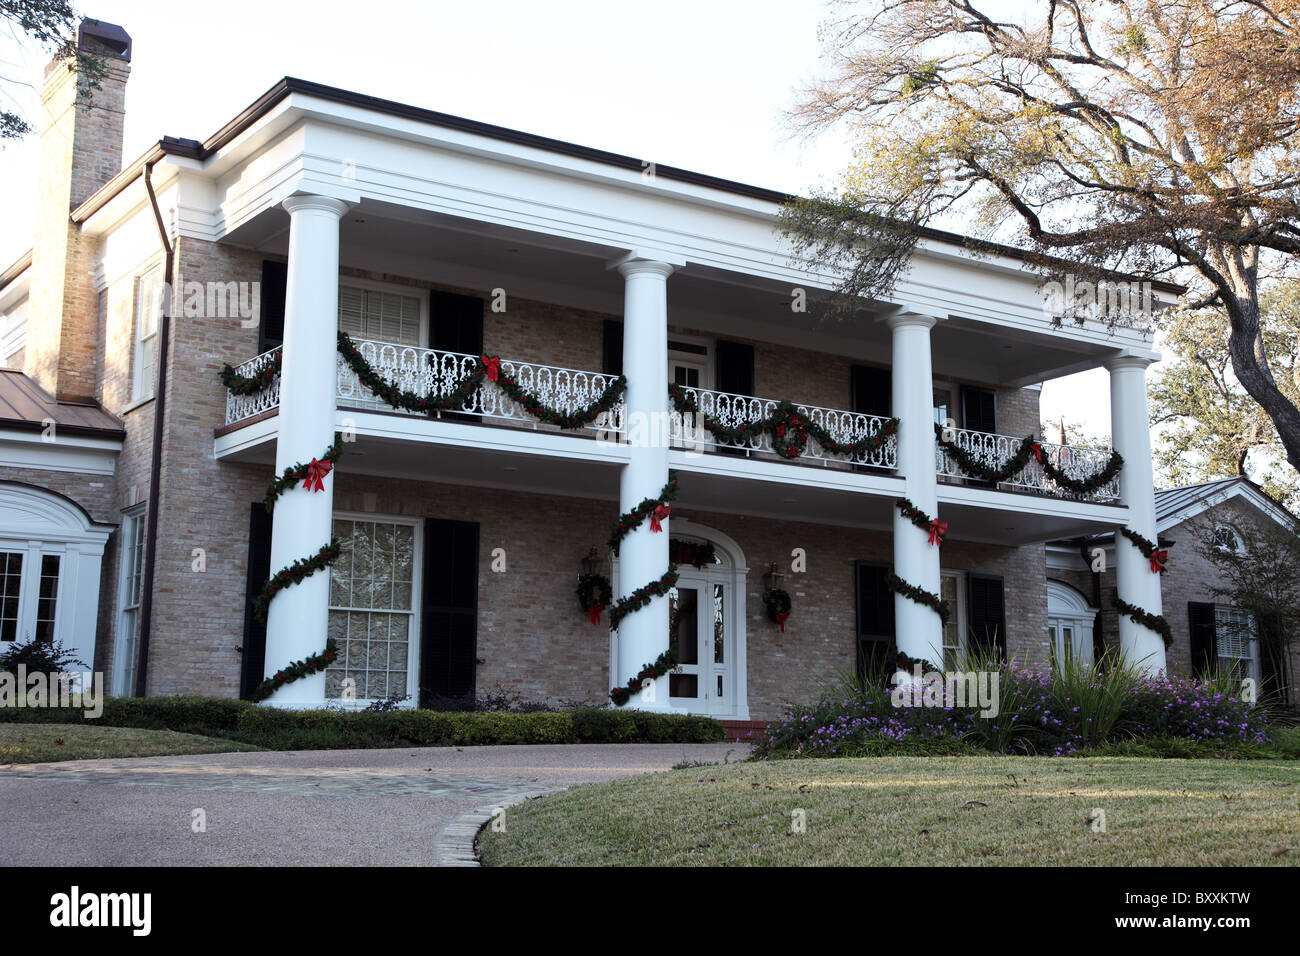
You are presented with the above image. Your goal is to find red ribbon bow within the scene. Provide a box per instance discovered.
[775,612,788,633]
[482,356,501,382]
[589,604,604,625]
[1150,549,1168,574]
[927,519,948,546]
[1030,442,1044,463]
[649,504,670,533]
[303,457,332,493]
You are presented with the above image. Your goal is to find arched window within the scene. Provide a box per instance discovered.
[1046,580,1097,668]
[1212,525,1245,554]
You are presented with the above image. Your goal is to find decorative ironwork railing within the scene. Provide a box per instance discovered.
[333,338,625,435]
[666,385,898,469]
[935,426,1121,502]
[224,347,282,424]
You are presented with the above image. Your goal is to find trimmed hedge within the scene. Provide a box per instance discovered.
[0,696,724,750]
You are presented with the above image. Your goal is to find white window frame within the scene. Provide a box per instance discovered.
[940,571,967,668]
[132,269,163,402]
[326,511,423,707]
[1214,605,1258,683]
[670,333,714,391]
[337,278,430,349]
[113,506,147,696]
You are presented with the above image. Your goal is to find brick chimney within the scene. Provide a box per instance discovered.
[24,19,131,404]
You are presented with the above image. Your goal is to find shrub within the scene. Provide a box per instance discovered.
[0,637,86,676]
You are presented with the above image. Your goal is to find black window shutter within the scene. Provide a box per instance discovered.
[961,386,998,434]
[421,518,479,706]
[430,291,484,355]
[715,340,755,396]
[967,574,1006,655]
[602,320,623,376]
[258,260,288,353]
[239,503,273,700]
[854,562,895,678]
[1188,602,1217,679]
[851,365,891,417]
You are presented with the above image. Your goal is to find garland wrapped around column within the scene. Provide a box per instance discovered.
[1119,528,1169,574]
[669,384,898,461]
[934,424,1124,496]
[253,540,342,623]
[609,473,679,554]
[608,564,680,631]
[609,649,679,707]
[264,434,343,512]
[885,570,951,625]
[1115,594,1174,648]
[251,638,339,702]
[896,498,946,546]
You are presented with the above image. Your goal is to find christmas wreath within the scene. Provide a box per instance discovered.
[885,570,951,625]
[609,649,679,707]
[1119,528,1169,574]
[764,588,793,632]
[671,538,718,568]
[1115,594,1174,648]
[669,385,898,462]
[577,572,613,625]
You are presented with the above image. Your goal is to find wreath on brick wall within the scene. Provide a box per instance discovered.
[576,572,613,626]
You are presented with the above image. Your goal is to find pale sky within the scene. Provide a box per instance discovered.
[0,0,1131,441]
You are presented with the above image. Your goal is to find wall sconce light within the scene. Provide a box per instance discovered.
[762,561,784,598]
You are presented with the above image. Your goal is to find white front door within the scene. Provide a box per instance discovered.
[667,573,734,716]
[1047,619,1093,667]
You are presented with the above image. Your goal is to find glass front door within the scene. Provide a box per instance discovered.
[667,577,732,715]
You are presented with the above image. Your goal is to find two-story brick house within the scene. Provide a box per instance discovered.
[0,21,1179,721]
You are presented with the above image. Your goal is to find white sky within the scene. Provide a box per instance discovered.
[0,0,1127,439]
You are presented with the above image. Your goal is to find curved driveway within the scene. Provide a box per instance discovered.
[0,742,741,866]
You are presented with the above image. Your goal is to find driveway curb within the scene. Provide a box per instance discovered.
[434,788,556,866]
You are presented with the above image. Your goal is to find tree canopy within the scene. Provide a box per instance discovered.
[1,1,101,141]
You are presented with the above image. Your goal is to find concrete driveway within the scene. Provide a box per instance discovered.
[0,742,744,866]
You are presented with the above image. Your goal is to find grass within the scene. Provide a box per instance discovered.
[0,723,259,763]
[479,755,1300,866]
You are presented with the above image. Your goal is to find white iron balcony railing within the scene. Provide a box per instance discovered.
[666,385,898,469]
[224,346,282,424]
[936,426,1121,502]
[334,338,625,436]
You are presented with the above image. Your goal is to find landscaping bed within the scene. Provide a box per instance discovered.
[0,696,725,750]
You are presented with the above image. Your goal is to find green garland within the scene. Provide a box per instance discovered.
[934,424,1124,496]
[895,498,935,533]
[1120,528,1169,574]
[1115,594,1174,648]
[669,384,898,461]
[885,570,951,625]
[764,588,792,631]
[894,651,941,675]
[251,638,339,702]
[220,350,282,395]
[671,538,717,568]
[264,435,344,512]
[254,540,342,622]
[337,331,626,427]
[610,649,679,707]
[609,473,679,554]
[608,564,680,631]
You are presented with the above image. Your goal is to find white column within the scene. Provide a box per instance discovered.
[888,313,944,665]
[1106,354,1166,673]
[263,194,349,706]
[614,256,675,710]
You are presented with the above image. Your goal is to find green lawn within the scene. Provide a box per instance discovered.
[479,756,1300,866]
[0,723,259,763]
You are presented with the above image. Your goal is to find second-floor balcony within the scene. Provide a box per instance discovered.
[221,336,1120,505]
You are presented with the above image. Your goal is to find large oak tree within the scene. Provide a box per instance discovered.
[782,0,1300,470]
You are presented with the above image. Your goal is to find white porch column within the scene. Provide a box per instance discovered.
[614,255,676,710]
[1106,354,1166,673]
[263,194,349,706]
[888,312,944,665]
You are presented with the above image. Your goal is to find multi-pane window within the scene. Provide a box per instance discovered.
[115,510,146,694]
[1214,605,1257,681]
[133,270,163,401]
[0,552,21,643]
[337,285,422,347]
[327,518,416,700]
[940,574,963,669]
[34,555,60,643]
